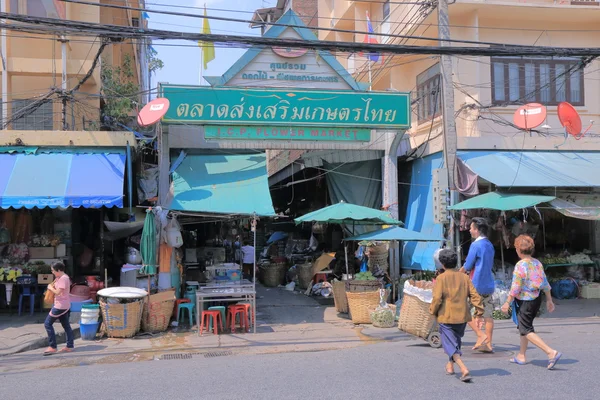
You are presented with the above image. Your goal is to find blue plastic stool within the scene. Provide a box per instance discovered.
[178,303,195,326]
[17,276,37,316]
[208,306,226,331]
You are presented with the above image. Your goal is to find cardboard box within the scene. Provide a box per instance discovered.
[38,274,53,284]
[55,244,66,257]
[29,247,55,259]
[581,283,600,299]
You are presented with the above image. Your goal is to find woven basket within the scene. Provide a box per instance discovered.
[332,280,349,313]
[346,290,387,324]
[297,262,313,290]
[397,293,436,339]
[99,298,144,338]
[142,292,176,333]
[368,252,389,272]
[346,280,382,293]
[260,263,287,287]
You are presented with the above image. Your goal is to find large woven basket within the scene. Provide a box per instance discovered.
[368,252,389,272]
[332,280,349,313]
[260,263,287,287]
[99,299,144,338]
[297,262,313,290]
[346,280,382,293]
[142,291,176,333]
[346,290,386,324]
[397,293,436,339]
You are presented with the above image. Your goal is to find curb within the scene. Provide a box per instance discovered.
[0,327,80,357]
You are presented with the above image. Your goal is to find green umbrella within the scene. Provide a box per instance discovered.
[140,209,157,275]
[294,201,402,226]
[344,226,444,242]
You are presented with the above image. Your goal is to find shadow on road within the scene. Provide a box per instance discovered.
[470,368,512,377]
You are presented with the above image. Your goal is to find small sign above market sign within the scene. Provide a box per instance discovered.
[161,85,411,129]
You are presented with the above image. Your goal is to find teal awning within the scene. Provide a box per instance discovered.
[459,151,600,187]
[449,192,555,211]
[344,226,443,242]
[294,201,402,225]
[170,153,275,216]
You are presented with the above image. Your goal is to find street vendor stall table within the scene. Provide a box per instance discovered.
[195,287,257,334]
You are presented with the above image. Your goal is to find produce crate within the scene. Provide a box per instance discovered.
[581,283,600,299]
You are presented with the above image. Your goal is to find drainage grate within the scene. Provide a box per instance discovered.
[160,353,192,360]
[204,351,233,358]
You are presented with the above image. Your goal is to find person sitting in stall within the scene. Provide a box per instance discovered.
[241,241,256,281]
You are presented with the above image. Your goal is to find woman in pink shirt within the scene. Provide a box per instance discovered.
[43,262,74,355]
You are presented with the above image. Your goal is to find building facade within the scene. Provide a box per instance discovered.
[1,0,149,131]
[319,0,600,270]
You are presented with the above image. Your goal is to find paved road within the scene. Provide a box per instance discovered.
[2,317,598,400]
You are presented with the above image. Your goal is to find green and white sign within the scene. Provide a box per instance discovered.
[205,126,371,141]
[161,85,411,129]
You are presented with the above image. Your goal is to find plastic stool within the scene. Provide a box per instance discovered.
[227,305,248,333]
[177,303,195,326]
[174,298,191,318]
[208,306,226,331]
[236,302,254,326]
[200,310,223,335]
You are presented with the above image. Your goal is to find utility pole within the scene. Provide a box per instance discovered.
[437,0,460,258]
[1,0,8,129]
[59,35,68,130]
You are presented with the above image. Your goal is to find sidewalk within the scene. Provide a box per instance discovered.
[0,313,80,357]
[1,286,598,364]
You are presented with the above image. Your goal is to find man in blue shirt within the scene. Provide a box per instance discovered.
[460,217,496,353]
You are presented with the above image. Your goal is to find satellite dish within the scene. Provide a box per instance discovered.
[513,103,546,130]
[557,101,582,137]
[137,98,170,127]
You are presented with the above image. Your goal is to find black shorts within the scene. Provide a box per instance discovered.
[515,296,542,336]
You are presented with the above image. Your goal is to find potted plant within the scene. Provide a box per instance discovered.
[0,266,23,306]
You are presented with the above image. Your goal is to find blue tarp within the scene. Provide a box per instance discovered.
[402,153,444,271]
[0,152,126,209]
[459,151,600,187]
[170,153,276,216]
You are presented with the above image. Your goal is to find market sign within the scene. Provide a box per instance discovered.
[161,85,411,129]
[205,126,371,141]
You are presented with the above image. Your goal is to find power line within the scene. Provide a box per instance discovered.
[3,12,600,58]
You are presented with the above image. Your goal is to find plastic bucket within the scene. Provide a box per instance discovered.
[80,322,99,341]
[71,299,93,313]
[81,304,100,324]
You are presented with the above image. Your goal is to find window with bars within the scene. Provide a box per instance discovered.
[416,64,442,123]
[12,99,54,131]
[491,57,584,106]
[383,1,391,20]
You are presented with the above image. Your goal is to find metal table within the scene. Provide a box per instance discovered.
[195,287,257,335]
[198,279,254,290]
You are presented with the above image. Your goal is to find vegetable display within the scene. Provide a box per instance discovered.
[370,308,396,328]
[355,271,377,281]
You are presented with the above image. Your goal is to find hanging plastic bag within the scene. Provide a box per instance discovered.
[166,217,183,248]
[369,289,395,328]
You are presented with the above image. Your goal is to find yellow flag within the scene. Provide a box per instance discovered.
[199,7,215,70]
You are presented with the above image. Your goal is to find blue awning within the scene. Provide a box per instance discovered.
[0,152,126,209]
[170,153,276,216]
[459,151,600,187]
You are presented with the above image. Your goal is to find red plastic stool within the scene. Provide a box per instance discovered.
[227,305,248,333]
[313,272,328,284]
[174,299,191,318]
[236,302,254,326]
[200,310,223,335]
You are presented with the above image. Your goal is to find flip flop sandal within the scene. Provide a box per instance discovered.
[460,373,472,383]
[445,366,455,375]
[477,346,494,354]
[509,357,527,365]
[547,352,562,370]
[59,348,74,353]
[472,340,488,351]
[43,349,57,356]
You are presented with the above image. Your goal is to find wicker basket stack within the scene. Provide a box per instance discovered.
[142,291,176,333]
[99,298,145,338]
[346,290,388,324]
[260,262,287,287]
[397,292,436,339]
[332,280,349,313]
[297,262,313,289]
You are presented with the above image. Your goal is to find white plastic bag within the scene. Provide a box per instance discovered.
[166,217,183,248]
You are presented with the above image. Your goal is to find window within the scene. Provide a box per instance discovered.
[10,0,63,18]
[132,17,140,28]
[12,99,54,131]
[491,57,584,106]
[383,1,391,20]
[416,64,442,123]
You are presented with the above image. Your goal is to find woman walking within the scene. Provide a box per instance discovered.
[501,235,561,369]
[43,262,74,356]
[430,249,484,382]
